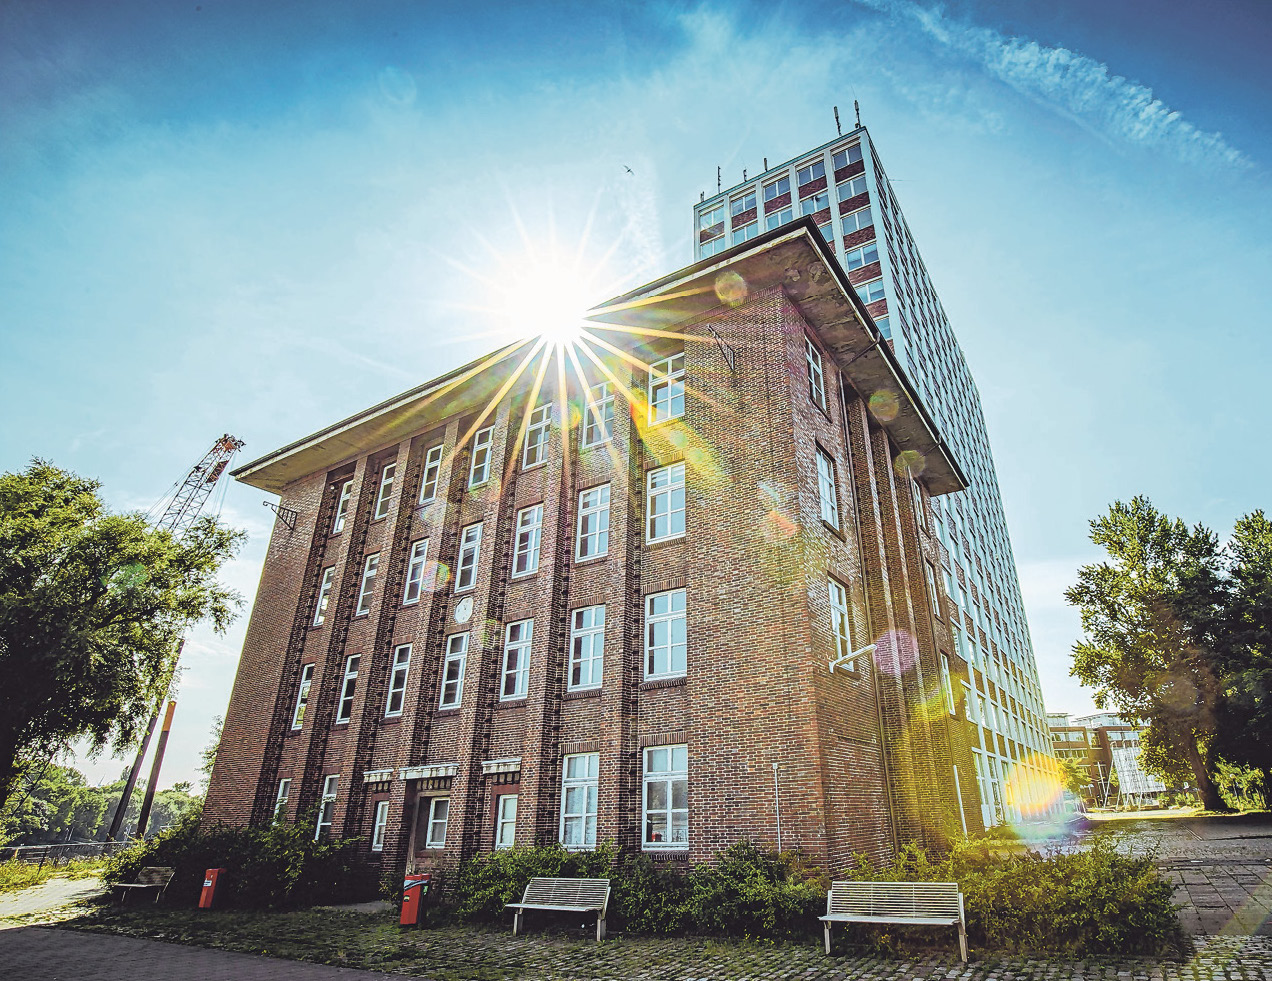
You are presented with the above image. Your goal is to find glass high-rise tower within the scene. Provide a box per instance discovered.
[694,126,1053,826]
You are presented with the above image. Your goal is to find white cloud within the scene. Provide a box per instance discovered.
[855,0,1250,170]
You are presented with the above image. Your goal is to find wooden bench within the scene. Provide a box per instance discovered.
[820,880,967,962]
[111,866,175,904]
[506,876,611,941]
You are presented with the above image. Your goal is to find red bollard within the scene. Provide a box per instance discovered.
[199,868,226,909]
[400,873,431,926]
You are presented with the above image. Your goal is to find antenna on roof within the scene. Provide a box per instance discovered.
[854,100,861,128]
[763,157,768,171]
[700,191,705,202]
[717,166,721,193]
[834,106,841,135]
[743,168,747,181]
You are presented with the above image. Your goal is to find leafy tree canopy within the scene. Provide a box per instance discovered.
[0,460,243,813]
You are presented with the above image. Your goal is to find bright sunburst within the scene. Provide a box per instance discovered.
[492,255,595,349]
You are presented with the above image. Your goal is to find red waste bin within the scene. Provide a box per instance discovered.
[199,868,226,909]
[400,873,431,926]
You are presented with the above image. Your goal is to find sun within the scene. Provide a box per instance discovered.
[490,253,599,349]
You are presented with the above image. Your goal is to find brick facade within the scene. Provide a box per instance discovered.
[205,225,985,888]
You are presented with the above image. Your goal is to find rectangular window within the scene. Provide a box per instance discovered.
[818,222,834,243]
[315,774,338,840]
[926,563,942,619]
[805,336,826,411]
[876,314,893,339]
[796,159,826,185]
[911,479,926,530]
[732,221,759,245]
[698,203,724,234]
[941,653,956,715]
[832,143,863,169]
[828,579,853,667]
[765,206,793,230]
[645,589,687,679]
[856,278,885,304]
[291,664,315,729]
[273,778,291,820]
[372,800,390,852]
[469,426,494,487]
[402,539,429,605]
[455,523,482,592]
[700,235,728,258]
[763,175,790,201]
[495,794,518,850]
[331,479,353,534]
[501,619,533,700]
[522,404,551,468]
[374,462,396,519]
[355,553,379,616]
[439,633,467,709]
[335,654,360,724]
[646,463,686,542]
[844,240,878,270]
[800,190,830,215]
[836,174,868,201]
[511,505,543,577]
[385,643,411,717]
[313,567,335,626]
[843,206,873,233]
[569,605,605,691]
[582,382,614,447]
[559,753,598,849]
[648,352,685,423]
[730,190,756,216]
[576,484,610,560]
[418,444,443,504]
[425,797,449,848]
[643,745,688,849]
[816,449,839,529]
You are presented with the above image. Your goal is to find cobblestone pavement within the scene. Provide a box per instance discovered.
[0,876,105,924]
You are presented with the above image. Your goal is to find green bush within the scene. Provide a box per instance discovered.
[0,857,48,894]
[103,813,363,909]
[686,842,824,938]
[848,837,1187,957]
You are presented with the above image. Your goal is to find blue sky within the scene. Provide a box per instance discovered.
[4,0,1270,788]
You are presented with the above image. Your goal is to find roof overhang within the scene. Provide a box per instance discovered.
[588,217,967,495]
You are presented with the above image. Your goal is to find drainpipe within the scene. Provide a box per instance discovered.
[772,762,783,852]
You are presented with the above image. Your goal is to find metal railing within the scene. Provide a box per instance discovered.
[0,841,130,868]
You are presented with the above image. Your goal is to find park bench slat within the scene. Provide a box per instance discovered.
[506,876,611,941]
[821,881,966,962]
[112,867,175,904]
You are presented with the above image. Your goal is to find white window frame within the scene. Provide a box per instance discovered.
[385,643,411,717]
[371,800,390,852]
[805,336,827,411]
[816,449,840,529]
[425,797,449,849]
[645,589,687,680]
[763,175,790,201]
[468,426,494,487]
[926,562,942,619]
[522,404,551,469]
[857,278,885,304]
[648,352,685,424]
[576,484,610,561]
[335,653,360,724]
[698,203,725,234]
[642,745,688,850]
[355,553,379,616]
[313,566,335,626]
[911,479,926,530]
[765,206,793,230]
[291,663,315,730]
[843,206,872,233]
[568,605,605,691]
[942,653,956,716]
[273,778,291,820]
[331,479,353,534]
[495,793,518,850]
[439,633,467,709]
[731,221,759,245]
[730,190,756,216]
[844,240,878,271]
[828,579,854,668]
[374,462,396,520]
[646,463,686,542]
[418,444,444,504]
[796,159,826,185]
[700,235,728,258]
[559,753,598,849]
[511,505,543,578]
[836,173,868,201]
[402,539,429,605]
[315,774,338,840]
[582,382,614,447]
[455,523,482,592]
[501,619,533,701]
[800,190,830,216]
[832,143,863,169]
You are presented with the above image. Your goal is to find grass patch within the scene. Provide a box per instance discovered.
[0,857,105,894]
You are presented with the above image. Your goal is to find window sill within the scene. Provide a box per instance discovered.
[564,687,602,700]
[509,570,539,581]
[521,461,548,473]
[574,553,608,566]
[821,519,845,541]
[381,715,403,725]
[641,676,686,690]
[646,415,686,428]
[643,848,690,861]
[580,439,613,451]
[646,533,686,548]
[434,707,461,718]
[354,611,371,618]
[496,698,527,710]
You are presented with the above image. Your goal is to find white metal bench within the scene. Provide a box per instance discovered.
[111,866,175,904]
[821,880,967,962]
[506,876,611,941]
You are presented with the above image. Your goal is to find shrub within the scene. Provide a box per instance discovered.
[0,858,48,894]
[102,813,363,909]
[686,842,824,939]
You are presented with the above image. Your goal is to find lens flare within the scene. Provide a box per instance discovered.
[869,389,900,422]
[872,629,920,677]
[714,270,748,307]
[894,449,926,479]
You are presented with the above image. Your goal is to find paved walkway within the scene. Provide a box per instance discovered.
[0,876,106,924]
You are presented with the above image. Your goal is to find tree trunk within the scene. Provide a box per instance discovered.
[1180,732,1225,811]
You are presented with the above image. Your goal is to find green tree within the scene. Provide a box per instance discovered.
[1058,757,1089,800]
[0,461,243,814]
[1065,497,1227,810]
[1,762,109,844]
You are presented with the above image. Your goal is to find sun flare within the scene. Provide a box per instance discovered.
[492,254,599,349]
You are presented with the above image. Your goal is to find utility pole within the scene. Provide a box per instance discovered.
[135,700,177,839]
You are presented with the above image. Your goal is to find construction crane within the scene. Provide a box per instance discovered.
[106,434,244,842]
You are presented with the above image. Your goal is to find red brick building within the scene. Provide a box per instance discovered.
[205,220,993,881]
